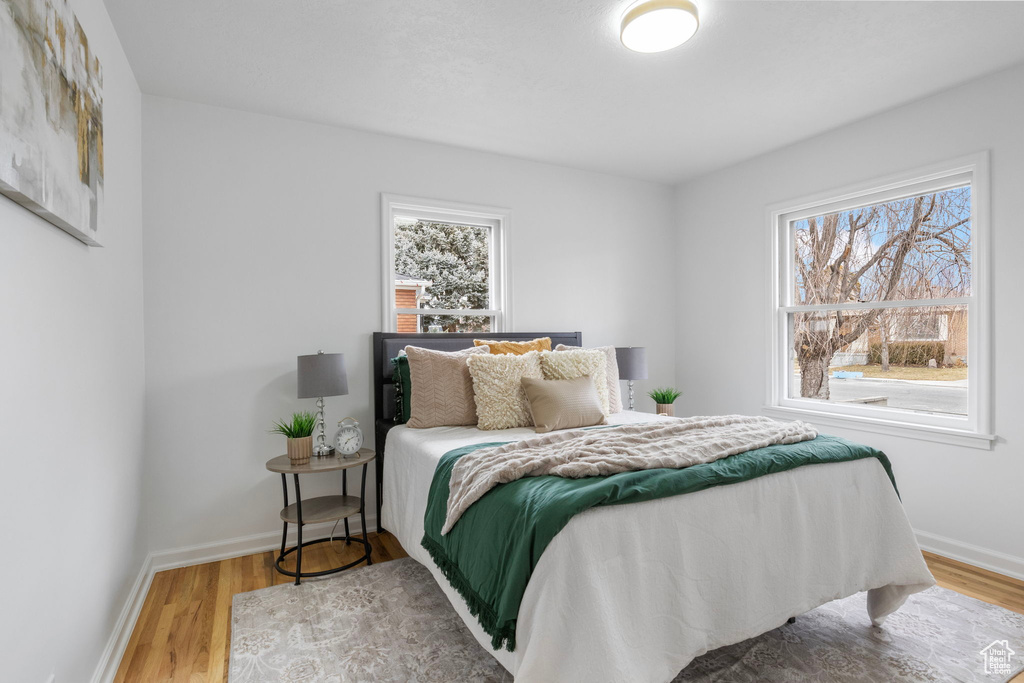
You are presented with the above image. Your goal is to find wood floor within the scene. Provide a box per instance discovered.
[924,550,1024,616]
[114,536,1024,682]
[113,532,408,683]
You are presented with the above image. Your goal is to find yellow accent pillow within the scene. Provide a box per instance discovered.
[474,337,552,355]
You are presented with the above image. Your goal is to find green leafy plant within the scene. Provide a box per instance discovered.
[648,387,682,405]
[270,411,317,439]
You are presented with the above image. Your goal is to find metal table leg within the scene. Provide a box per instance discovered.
[279,474,288,560]
[342,468,350,544]
[361,462,372,565]
[294,473,303,585]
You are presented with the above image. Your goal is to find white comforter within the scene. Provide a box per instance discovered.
[381,412,934,683]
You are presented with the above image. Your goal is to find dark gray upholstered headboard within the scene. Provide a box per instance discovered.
[370,331,582,532]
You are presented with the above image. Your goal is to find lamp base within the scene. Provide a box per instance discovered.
[313,395,334,457]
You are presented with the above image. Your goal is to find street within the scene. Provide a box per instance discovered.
[792,375,968,416]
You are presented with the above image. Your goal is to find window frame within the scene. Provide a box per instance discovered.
[764,153,993,448]
[380,194,512,334]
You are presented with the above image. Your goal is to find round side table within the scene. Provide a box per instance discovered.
[266,448,374,585]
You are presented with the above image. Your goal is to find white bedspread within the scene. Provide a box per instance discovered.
[381,412,935,683]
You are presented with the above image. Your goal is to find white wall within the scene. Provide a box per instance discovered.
[0,0,146,680]
[140,95,676,553]
[674,63,1024,573]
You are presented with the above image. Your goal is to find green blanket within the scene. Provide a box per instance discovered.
[421,433,896,652]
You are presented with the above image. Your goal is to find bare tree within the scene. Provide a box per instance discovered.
[878,309,891,372]
[793,188,970,399]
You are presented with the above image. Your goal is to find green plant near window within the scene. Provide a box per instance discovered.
[270,411,318,439]
[647,387,682,405]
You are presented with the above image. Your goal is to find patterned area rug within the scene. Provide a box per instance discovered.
[230,558,1024,682]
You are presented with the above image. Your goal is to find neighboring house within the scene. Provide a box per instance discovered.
[830,306,969,367]
[866,306,969,366]
[395,273,432,333]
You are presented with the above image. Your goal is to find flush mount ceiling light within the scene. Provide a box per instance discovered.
[620,0,699,53]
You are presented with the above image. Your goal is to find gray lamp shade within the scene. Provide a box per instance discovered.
[297,352,349,398]
[615,347,648,381]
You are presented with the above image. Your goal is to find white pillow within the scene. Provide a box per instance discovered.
[555,344,622,413]
[540,349,610,415]
[467,351,544,430]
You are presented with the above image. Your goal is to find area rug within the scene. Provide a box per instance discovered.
[230,558,1024,682]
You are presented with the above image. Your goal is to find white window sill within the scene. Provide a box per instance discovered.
[762,405,995,450]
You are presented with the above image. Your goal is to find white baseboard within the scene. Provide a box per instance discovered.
[89,553,153,683]
[151,516,376,572]
[916,529,1024,582]
[90,515,378,683]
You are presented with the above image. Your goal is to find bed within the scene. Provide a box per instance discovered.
[372,332,935,682]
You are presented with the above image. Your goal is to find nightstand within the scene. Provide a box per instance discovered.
[265,448,374,585]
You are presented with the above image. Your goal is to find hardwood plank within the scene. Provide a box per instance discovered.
[187,562,219,680]
[155,579,189,680]
[207,559,233,683]
[115,570,175,683]
[116,535,1023,682]
[168,564,210,682]
[163,564,207,682]
[138,603,176,682]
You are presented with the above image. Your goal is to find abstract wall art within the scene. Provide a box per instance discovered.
[1,0,104,246]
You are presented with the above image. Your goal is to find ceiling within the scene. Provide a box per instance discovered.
[104,0,1024,184]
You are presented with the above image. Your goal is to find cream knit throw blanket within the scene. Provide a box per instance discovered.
[441,415,817,535]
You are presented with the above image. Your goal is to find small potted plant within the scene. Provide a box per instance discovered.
[648,388,682,417]
[271,411,317,465]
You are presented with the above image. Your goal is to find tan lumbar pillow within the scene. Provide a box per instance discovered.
[522,376,607,433]
[467,351,543,430]
[555,344,622,413]
[473,337,552,355]
[539,349,610,415]
[405,345,490,428]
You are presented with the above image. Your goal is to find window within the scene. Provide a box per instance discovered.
[766,154,991,445]
[381,195,510,333]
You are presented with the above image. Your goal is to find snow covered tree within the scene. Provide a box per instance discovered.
[394,220,491,331]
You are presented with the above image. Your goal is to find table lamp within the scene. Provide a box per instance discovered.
[615,347,648,411]
[297,351,348,457]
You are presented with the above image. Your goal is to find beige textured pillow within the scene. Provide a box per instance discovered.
[405,345,490,428]
[540,349,610,415]
[556,344,622,413]
[467,351,543,430]
[522,376,607,433]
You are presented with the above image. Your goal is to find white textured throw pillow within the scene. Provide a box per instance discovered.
[467,351,544,430]
[540,349,610,415]
[555,344,622,413]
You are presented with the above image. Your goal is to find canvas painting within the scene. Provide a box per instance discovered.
[0,0,104,246]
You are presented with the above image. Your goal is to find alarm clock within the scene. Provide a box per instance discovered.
[334,417,364,457]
